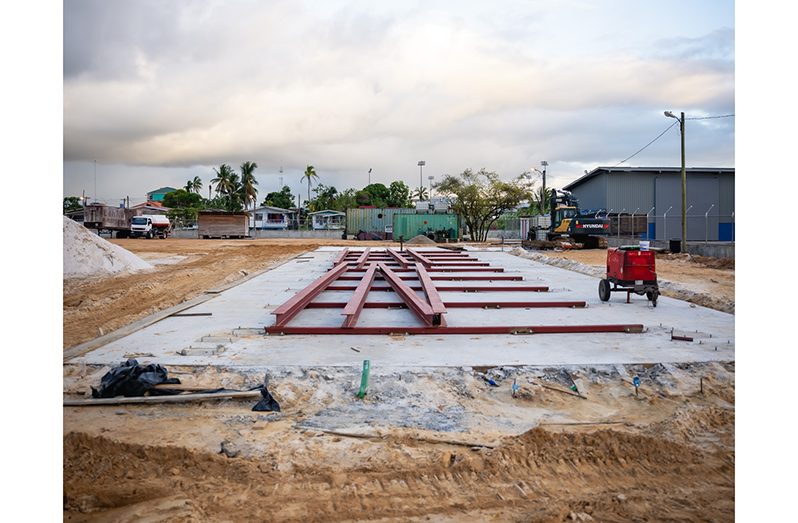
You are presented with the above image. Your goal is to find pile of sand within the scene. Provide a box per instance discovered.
[63,216,153,278]
[406,234,436,245]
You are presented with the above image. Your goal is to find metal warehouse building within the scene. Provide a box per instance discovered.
[563,167,735,241]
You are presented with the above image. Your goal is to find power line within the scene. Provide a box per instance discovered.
[615,121,678,166]
[686,114,735,120]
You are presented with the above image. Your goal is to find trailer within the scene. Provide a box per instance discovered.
[82,204,134,238]
[198,211,250,239]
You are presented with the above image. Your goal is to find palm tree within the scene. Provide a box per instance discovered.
[240,161,259,209]
[190,176,202,194]
[301,165,319,204]
[211,164,235,197]
[412,186,429,201]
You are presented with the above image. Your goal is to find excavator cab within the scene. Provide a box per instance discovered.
[552,206,578,233]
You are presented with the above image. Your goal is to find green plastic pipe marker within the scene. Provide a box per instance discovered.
[357,360,370,399]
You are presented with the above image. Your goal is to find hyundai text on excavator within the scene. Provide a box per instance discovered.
[546,189,610,248]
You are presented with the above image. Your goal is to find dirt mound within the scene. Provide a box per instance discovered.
[64,425,733,522]
[660,252,735,270]
[406,234,436,245]
[63,217,152,278]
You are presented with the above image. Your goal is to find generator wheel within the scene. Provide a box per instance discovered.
[598,279,611,302]
[646,290,659,307]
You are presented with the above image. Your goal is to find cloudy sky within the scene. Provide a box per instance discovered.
[63,0,734,205]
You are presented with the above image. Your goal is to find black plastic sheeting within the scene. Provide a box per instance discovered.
[91,359,180,398]
[252,387,280,412]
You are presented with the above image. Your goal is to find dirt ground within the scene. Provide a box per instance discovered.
[539,249,735,306]
[63,239,394,349]
[63,239,734,521]
[64,362,734,522]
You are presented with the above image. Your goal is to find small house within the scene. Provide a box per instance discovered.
[248,206,295,229]
[309,210,345,230]
[146,187,178,202]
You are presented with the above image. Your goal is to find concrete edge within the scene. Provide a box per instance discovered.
[63,250,316,363]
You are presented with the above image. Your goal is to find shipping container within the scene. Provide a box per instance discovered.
[198,211,250,238]
[392,213,459,242]
[345,208,415,238]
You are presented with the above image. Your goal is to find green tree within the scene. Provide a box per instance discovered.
[262,186,295,209]
[355,190,372,206]
[362,183,390,207]
[211,164,236,197]
[386,181,412,207]
[308,184,339,212]
[189,176,202,194]
[301,165,319,204]
[336,188,357,210]
[411,186,428,201]
[435,168,534,242]
[162,189,204,209]
[239,161,259,209]
[64,196,82,213]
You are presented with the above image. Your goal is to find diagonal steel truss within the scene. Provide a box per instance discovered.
[266,248,644,335]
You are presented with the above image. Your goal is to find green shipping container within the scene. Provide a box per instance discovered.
[392,213,459,242]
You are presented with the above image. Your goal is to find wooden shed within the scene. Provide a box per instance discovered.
[198,211,250,239]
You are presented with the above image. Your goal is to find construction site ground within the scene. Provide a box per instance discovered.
[64,239,735,521]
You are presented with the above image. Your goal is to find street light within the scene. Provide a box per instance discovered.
[531,160,548,215]
[428,175,435,199]
[417,161,425,192]
[368,168,372,186]
[664,110,687,253]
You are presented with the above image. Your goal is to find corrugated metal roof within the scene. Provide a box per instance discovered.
[563,167,734,191]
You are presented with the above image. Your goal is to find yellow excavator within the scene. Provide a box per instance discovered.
[547,189,610,248]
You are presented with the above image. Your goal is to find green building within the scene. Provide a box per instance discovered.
[146,186,177,202]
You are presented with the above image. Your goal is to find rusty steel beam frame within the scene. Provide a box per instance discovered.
[305,301,587,309]
[325,284,548,292]
[271,261,351,326]
[377,263,444,326]
[341,264,377,328]
[265,324,645,335]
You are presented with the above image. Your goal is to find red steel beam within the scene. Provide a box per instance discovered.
[377,263,442,326]
[346,267,504,273]
[325,285,548,292]
[386,248,410,269]
[404,249,434,268]
[336,275,523,281]
[341,264,377,328]
[332,248,349,266]
[305,301,586,309]
[352,248,371,269]
[415,264,447,315]
[265,324,645,335]
[271,262,351,326]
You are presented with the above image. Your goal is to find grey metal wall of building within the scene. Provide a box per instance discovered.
[718,175,735,216]
[567,174,606,210]
[606,172,655,215]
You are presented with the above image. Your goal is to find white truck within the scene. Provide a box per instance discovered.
[130,214,172,239]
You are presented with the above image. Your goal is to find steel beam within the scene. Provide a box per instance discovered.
[336,275,523,281]
[341,264,377,328]
[386,248,410,269]
[415,264,447,315]
[404,249,434,267]
[346,267,504,273]
[377,263,442,326]
[265,324,645,335]
[305,301,586,309]
[352,247,371,269]
[325,285,548,292]
[271,261,350,326]
[332,248,349,266]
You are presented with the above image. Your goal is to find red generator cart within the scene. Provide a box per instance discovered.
[598,247,659,306]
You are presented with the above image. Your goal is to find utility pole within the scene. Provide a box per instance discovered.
[540,161,548,215]
[417,161,425,197]
[665,111,687,253]
[93,160,97,204]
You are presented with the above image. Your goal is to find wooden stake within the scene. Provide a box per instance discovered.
[64,390,262,406]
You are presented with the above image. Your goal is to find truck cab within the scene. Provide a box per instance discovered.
[130,214,171,239]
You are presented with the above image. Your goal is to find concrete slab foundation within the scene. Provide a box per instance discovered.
[69,248,734,368]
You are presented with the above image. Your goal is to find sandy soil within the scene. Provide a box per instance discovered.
[63,239,734,520]
[63,362,734,522]
[540,249,735,306]
[63,239,394,349]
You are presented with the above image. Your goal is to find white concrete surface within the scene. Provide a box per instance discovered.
[71,247,735,368]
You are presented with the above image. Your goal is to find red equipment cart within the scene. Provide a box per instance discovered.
[598,247,659,306]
